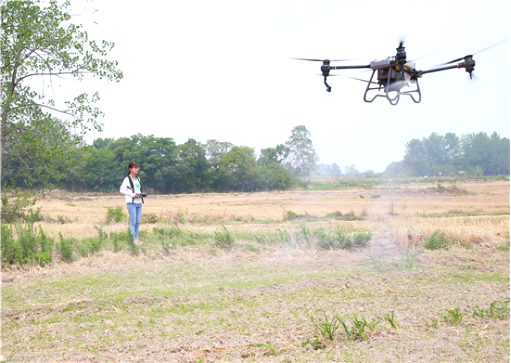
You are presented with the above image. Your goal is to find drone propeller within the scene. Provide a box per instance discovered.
[440,38,508,65]
[290,58,353,62]
[344,76,379,85]
[315,73,378,85]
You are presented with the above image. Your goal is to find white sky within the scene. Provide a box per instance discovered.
[50,1,509,172]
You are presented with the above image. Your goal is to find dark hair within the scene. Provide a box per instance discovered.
[127,162,139,176]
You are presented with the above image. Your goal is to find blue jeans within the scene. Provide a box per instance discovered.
[127,203,142,239]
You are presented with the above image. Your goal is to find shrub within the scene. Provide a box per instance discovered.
[0,188,38,223]
[58,233,75,262]
[1,223,18,264]
[106,206,126,224]
[1,224,54,267]
[141,213,159,224]
[353,232,372,247]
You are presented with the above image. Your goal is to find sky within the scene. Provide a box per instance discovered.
[49,1,509,173]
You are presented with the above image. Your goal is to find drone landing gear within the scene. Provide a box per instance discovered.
[323,76,332,92]
[363,70,422,105]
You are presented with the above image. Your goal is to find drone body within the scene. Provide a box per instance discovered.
[293,40,505,105]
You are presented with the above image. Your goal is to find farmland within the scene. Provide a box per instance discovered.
[2,178,509,362]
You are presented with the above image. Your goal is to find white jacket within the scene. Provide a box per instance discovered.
[120,176,142,204]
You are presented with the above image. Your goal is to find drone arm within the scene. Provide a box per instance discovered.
[330,65,371,71]
[418,64,462,76]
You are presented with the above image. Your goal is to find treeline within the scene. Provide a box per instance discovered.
[386,131,510,177]
[61,135,297,193]
[2,125,322,194]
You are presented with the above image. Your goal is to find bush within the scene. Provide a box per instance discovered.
[353,232,372,247]
[141,213,159,224]
[58,233,75,262]
[1,223,18,264]
[106,206,126,224]
[1,224,54,267]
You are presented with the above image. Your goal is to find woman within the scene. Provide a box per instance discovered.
[119,162,143,244]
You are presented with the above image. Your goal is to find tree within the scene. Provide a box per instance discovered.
[1,0,123,186]
[285,125,319,177]
[176,139,208,193]
[344,164,359,177]
[219,146,257,192]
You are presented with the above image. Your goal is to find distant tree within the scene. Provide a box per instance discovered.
[331,163,342,177]
[285,125,319,177]
[403,138,429,176]
[389,131,509,177]
[344,164,359,177]
[384,161,405,176]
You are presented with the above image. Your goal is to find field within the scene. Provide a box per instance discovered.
[2,179,510,362]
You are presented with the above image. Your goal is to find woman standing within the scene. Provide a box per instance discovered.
[119,162,143,244]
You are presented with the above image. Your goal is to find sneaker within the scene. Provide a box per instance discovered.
[134,238,141,246]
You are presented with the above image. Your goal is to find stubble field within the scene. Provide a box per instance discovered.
[2,179,510,362]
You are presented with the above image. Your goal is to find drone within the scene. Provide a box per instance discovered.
[293,39,506,105]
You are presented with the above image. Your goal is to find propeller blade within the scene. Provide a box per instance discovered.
[315,73,378,84]
[438,38,508,66]
[291,57,354,62]
[473,38,509,56]
[408,49,445,63]
[345,76,379,85]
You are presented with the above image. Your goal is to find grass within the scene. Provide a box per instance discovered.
[2,244,509,362]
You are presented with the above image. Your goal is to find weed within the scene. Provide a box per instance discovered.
[301,337,325,350]
[126,237,139,255]
[56,215,73,224]
[424,230,450,250]
[251,343,277,356]
[402,250,418,269]
[444,307,463,325]
[214,225,235,248]
[340,314,369,341]
[473,300,510,320]
[284,210,298,220]
[109,230,128,252]
[312,313,341,341]
[384,312,398,329]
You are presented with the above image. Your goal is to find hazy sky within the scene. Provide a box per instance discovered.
[51,1,509,172]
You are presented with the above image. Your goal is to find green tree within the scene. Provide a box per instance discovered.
[285,125,319,177]
[205,139,233,190]
[176,139,208,193]
[219,146,257,192]
[1,0,122,185]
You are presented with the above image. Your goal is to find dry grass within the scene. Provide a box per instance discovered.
[33,180,510,247]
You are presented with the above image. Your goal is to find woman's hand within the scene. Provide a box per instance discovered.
[134,194,140,199]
